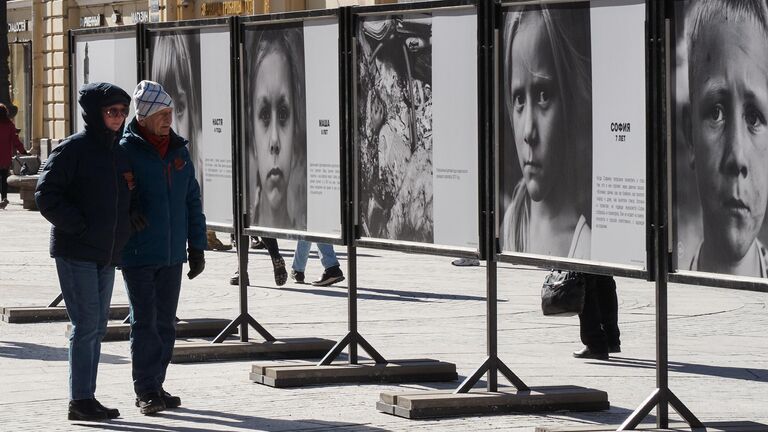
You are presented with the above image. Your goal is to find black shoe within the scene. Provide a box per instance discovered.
[68,399,108,421]
[573,347,609,360]
[609,344,621,353]
[136,392,166,415]
[272,256,287,286]
[160,389,181,409]
[230,271,249,286]
[93,398,120,419]
[291,270,305,284]
[251,238,265,249]
[312,265,345,287]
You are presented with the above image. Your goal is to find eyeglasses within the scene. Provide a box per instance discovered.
[103,107,130,118]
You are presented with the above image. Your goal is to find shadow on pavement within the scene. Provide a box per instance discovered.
[600,356,768,382]
[258,284,495,303]
[0,340,129,364]
[73,407,392,432]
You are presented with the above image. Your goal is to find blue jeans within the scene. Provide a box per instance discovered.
[291,241,339,272]
[122,264,182,396]
[55,257,115,400]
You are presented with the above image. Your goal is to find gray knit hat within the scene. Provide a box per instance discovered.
[132,80,174,120]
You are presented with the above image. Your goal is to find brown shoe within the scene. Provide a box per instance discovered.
[207,231,232,251]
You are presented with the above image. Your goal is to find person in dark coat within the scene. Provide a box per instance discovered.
[120,80,206,415]
[0,102,28,209]
[573,273,621,360]
[35,82,134,421]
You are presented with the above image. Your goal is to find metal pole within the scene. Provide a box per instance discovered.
[487,259,498,392]
[348,243,358,364]
[239,234,249,342]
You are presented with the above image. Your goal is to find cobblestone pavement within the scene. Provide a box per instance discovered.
[1,195,767,431]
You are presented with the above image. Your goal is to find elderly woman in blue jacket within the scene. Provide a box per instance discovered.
[119,80,207,415]
[36,82,133,421]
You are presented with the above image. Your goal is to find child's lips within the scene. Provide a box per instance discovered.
[266,168,284,186]
[524,160,542,174]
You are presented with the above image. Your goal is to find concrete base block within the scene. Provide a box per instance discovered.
[376,385,609,419]
[535,421,768,431]
[171,338,337,363]
[66,318,231,342]
[250,359,458,388]
[1,305,129,323]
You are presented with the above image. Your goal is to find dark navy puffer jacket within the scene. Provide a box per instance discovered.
[35,82,134,266]
[119,118,207,267]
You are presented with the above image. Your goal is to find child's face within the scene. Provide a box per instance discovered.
[510,13,565,202]
[253,50,295,213]
[689,19,768,260]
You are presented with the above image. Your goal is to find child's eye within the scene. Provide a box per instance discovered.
[277,103,291,125]
[513,93,525,112]
[745,107,766,131]
[537,90,550,105]
[710,104,724,123]
[258,106,271,125]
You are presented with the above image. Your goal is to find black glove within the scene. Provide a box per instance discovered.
[187,248,205,280]
[130,211,148,233]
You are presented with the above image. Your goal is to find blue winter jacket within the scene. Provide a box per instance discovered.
[35,82,134,266]
[119,118,207,267]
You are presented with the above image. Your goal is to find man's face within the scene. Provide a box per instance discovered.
[689,19,768,260]
[139,107,173,137]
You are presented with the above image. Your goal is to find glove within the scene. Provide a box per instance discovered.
[130,211,148,233]
[187,248,205,280]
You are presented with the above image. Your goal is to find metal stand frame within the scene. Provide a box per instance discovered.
[47,293,63,308]
[454,0,527,394]
[317,7,387,367]
[454,260,528,393]
[211,17,275,345]
[317,244,386,366]
[618,2,701,428]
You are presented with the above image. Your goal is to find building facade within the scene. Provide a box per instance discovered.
[5,0,394,153]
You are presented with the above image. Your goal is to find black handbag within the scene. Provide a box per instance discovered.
[541,270,585,316]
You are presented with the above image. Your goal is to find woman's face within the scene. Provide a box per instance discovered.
[253,50,295,213]
[510,13,565,202]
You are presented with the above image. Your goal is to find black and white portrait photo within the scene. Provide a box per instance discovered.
[674,0,768,279]
[243,24,308,231]
[150,31,204,192]
[498,3,593,260]
[357,15,434,243]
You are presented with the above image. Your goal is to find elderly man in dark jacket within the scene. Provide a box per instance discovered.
[35,82,134,421]
[120,80,207,415]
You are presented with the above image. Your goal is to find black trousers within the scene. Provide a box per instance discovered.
[0,168,9,200]
[578,274,620,352]
[259,237,281,261]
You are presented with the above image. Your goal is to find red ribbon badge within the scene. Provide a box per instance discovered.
[122,172,136,190]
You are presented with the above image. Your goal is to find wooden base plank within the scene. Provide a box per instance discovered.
[65,318,231,342]
[250,359,458,388]
[1,305,129,323]
[377,386,609,419]
[171,338,337,363]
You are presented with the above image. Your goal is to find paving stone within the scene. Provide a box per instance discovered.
[0,196,766,430]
